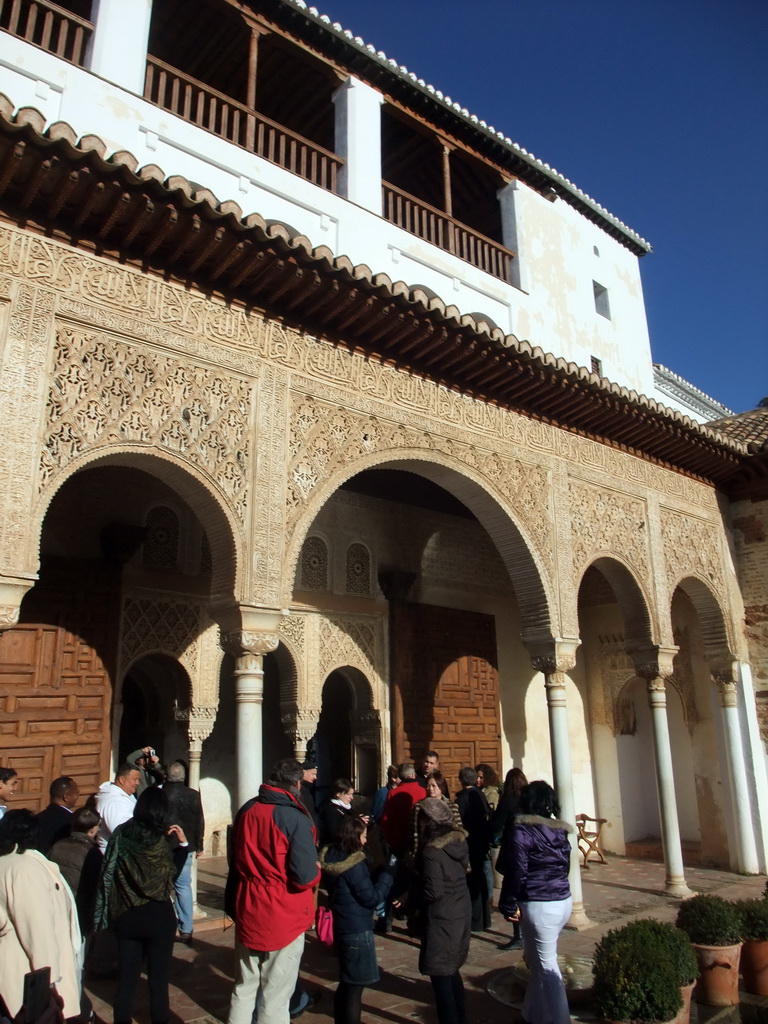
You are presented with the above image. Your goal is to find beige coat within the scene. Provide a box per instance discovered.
[0,847,81,1017]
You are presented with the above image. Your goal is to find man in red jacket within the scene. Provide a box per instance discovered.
[380,762,425,855]
[227,758,320,1024]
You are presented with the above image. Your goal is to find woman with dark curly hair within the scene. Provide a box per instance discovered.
[95,786,187,1024]
[499,781,572,1024]
[320,814,394,1024]
[0,809,81,1018]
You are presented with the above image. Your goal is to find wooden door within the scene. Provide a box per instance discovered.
[391,602,501,796]
[0,563,118,812]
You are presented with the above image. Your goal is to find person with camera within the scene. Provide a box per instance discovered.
[126,746,164,796]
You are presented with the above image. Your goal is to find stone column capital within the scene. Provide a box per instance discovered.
[217,604,284,657]
[631,645,678,682]
[707,651,738,689]
[222,629,280,658]
[281,707,321,745]
[0,576,37,632]
[526,637,581,677]
[174,703,218,742]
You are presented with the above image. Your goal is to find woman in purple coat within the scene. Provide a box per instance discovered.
[498,781,573,1024]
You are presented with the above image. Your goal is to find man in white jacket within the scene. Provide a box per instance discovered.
[94,763,141,852]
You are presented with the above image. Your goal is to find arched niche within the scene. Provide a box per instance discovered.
[34,449,241,609]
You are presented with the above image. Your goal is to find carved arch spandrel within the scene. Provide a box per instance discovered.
[659,509,726,603]
[568,481,650,581]
[32,448,244,606]
[283,444,557,641]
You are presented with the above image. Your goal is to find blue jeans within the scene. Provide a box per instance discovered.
[175,850,194,934]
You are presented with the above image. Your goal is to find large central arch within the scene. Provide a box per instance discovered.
[284,451,556,638]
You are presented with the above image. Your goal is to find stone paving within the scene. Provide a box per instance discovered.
[85,855,767,1024]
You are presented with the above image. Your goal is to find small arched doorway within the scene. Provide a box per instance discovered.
[315,671,354,805]
[118,654,192,767]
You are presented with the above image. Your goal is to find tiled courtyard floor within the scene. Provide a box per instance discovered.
[85,855,768,1024]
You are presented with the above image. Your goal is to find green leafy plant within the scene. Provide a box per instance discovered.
[676,895,742,946]
[593,921,683,1022]
[735,898,768,942]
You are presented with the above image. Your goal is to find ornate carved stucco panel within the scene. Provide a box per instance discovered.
[250,364,289,605]
[118,593,222,710]
[42,323,253,523]
[569,480,650,583]
[0,277,55,571]
[285,392,554,580]
[659,507,728,617]
[262,319,719,514]
[595,636,637,733]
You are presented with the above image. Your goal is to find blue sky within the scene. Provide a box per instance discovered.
[313,0,767,414]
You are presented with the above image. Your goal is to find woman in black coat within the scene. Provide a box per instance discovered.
[320,815,394,1024]
[415,797,471,1024]
[493,766,528,949]
[318,777,357,847]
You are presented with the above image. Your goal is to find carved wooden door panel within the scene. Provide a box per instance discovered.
[392,602,501,796]
[0,568,117,812]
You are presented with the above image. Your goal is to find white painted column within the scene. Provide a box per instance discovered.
[234,649,265,811]
[332,75,384,214]
[88,0,153,96]
[734,660,768,872]
[497,179,530,293]
[635,655,692,897]
[187,736,204,919]
[530,641,590,930]
[713,661,759,873]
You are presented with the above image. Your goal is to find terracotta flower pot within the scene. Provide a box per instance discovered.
[692,942,742,1006]
[741,938,768,996]
[672,981,695,1024]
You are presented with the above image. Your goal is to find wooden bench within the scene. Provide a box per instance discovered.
[576,813,607,867]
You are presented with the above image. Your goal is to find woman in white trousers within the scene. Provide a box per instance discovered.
[498,781,573,1024]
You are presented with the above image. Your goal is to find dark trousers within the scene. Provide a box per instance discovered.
[430,972,465,1024]
[114,900,176,1024]
[333,981,363,1024]
[467,852,490,930]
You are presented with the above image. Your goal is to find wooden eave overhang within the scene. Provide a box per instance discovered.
[0,100,750,492]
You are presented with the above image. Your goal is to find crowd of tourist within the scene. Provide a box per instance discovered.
[0,751,573,1024]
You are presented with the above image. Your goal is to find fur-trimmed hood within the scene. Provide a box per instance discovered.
[319,846,367,876]
[514,813,574,834]
[424,829,468,859]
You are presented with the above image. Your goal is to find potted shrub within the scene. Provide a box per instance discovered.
[592,920,696,1024]
[592,922,684,1024]
[735,898,768,995]
[676,895,742,1006]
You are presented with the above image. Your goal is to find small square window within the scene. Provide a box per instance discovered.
[590,355,603,377]
[593,281,611,319]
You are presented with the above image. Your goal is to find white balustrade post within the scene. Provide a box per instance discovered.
[88,0,153,95]
[333,75,384,214]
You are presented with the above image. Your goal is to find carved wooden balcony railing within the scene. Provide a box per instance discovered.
[144,57,343,194]
[0,0,92,67]
[382,181,514,283]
